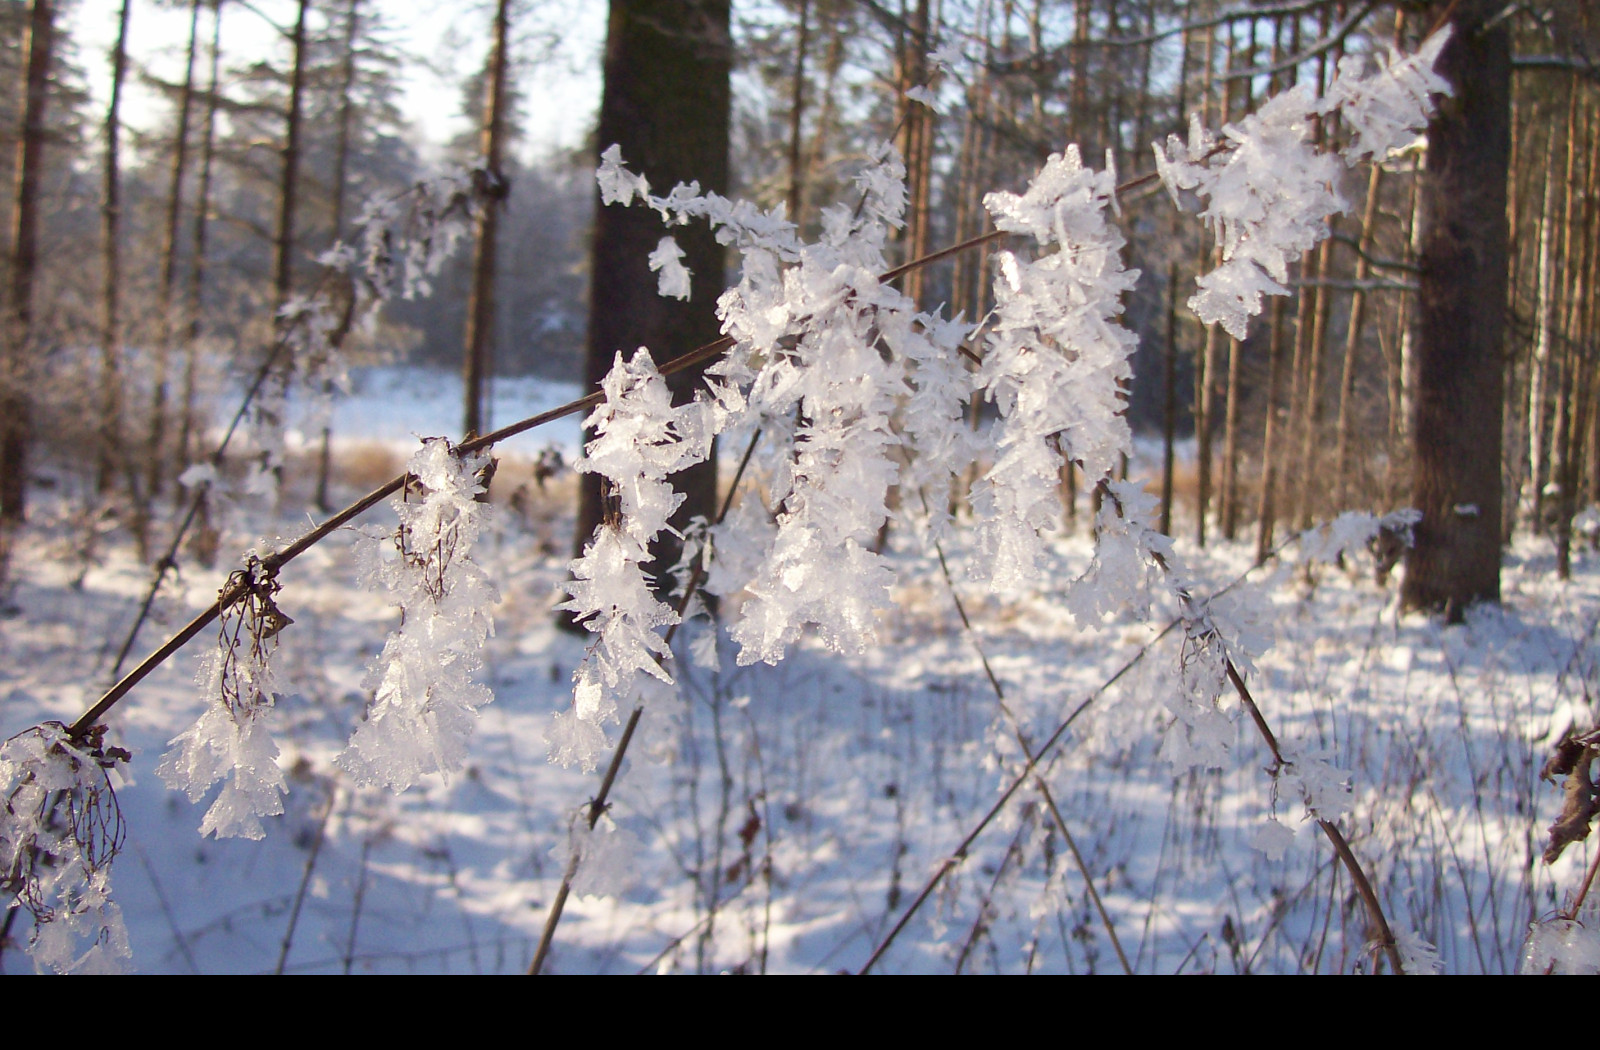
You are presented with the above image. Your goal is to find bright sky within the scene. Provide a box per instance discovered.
[70,0,607,165]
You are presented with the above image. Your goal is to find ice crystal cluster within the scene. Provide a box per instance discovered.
[974,146,1138,592]
[159,553,293,839]
[1154,28,1452,339]
[552,350,712,771]
[342,438,500,790]
[1,724,131,973]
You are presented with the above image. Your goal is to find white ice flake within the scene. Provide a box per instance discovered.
[1323,28,1452,164]
[1251,816,1297,861]
[597,143,649,206]
[648,235,692,300]
[1155,29,1451,340]
[1395,929,1444,975]
[905,85,941,111]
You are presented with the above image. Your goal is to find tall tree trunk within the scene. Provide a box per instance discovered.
[1525,117,1561,533]
[148,0,202,501]
[1387,151,1422,506]
[179,0,223,472]
[316,0,362,511]
[1295,235,1333,531]
[1160,260,1178,537]
[785,0,810,223]
[1401,0,1511,619]
[1333,161,1383,508]
[1553,87,1589,579]
[570,0,730,616]
[274,0,309,315]
[895,0,933,309]
[97,0,132,498]
[1220,333,1242,539]
[1,0,55,527]
[1255,296,1288,563]
[463,0,510,441]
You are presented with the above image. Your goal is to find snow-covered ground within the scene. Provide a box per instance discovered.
[3,369,1597,974]
[308,367,584,456]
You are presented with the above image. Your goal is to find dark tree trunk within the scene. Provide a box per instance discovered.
[179,0,223,473]
[462,0,509,441]
[97,0,131,498]
[148,0,202,501]
[1401,0,1511,619]
[569,0,730,613]
[273,0,309,314]
[317,0,363,511]
[1,0,54,526]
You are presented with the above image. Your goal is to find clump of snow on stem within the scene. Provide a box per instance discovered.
[1,724,131,973]
[551,350,712,772]
[348,167,486,302]
[723,147,973,662]
[1154,99,1344,340]
[1521,918,1600,974]
[598,144,975,664]
[1323,28,1452,164]
[972,146,1138,593]
[159,552,292,839]
[1155,29,1451,339]
[340,438,498,792]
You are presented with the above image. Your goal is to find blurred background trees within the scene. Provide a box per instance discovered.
[0,0,1596,614]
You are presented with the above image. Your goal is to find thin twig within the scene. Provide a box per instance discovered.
[859,525,1311,972]
[527,426,764,974]
[274,780,338,975]
[927,523,1133,974]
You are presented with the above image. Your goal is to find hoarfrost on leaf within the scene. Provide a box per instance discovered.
[1521,918,1600,974]
[905,85,941,112]
[159,554,292,838]
[1323,28,1453,164]
[1,724,132,974]
[648,236,692,300]
[338,438,499,792]
[597,143,649,206]
[555,350,711,769]
[1250,816,1296,861]
[973,146,1139,593]
[1394,929,1444,975]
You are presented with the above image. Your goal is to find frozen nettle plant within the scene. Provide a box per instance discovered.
[551,349,713,772]
[1154,27,1452,340]
[341,437,499,791]
[5,27,1463,973]
[2,724,131,973]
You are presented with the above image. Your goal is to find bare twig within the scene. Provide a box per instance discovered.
[927,522,1133,975]
[274,780,338,975]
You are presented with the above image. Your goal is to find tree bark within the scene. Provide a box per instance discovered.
[179,0,223,473]
[97,0,132,498]
[1401,0,1511,619]
[570,0,730,615]
[462,0,510,441]
[148,0,202,501]
[1,0,54,526]
[316,0,363,511]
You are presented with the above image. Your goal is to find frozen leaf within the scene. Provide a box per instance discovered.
[1394,929,1444,975]
[1251,817,1296,861]
[905,85,941,111]
[648,236,692,300]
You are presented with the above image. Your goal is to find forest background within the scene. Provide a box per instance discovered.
[2,0,1600,974]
